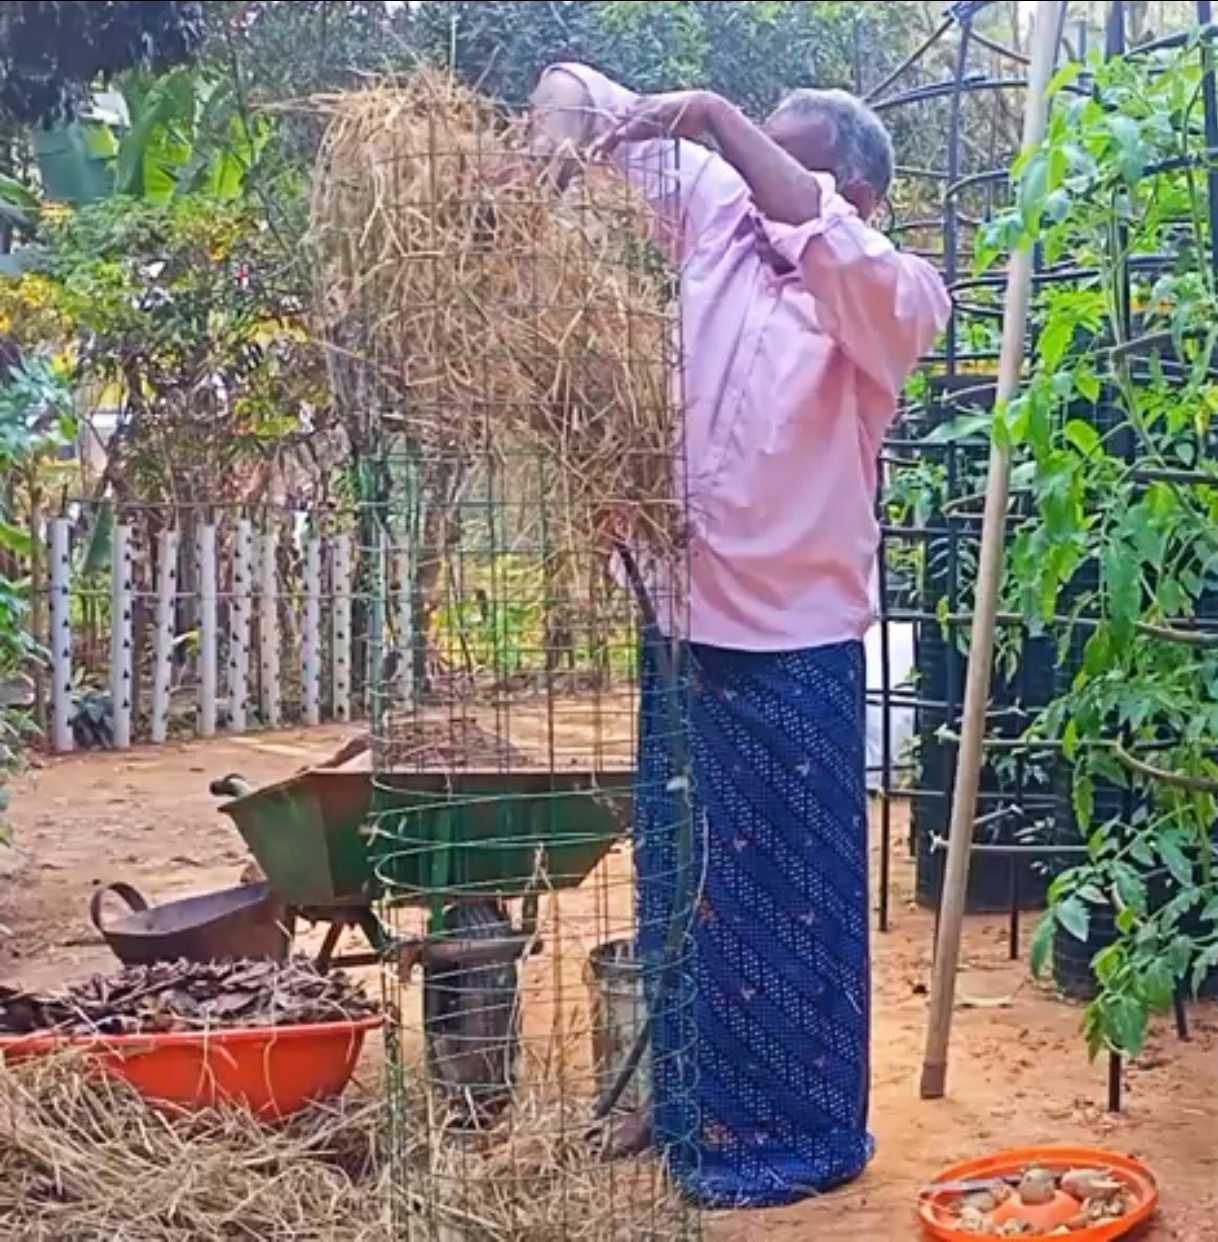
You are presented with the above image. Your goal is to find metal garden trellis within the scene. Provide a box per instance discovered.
[863,0,1218,1110]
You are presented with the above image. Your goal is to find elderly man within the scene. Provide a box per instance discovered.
[530,66,949,1207]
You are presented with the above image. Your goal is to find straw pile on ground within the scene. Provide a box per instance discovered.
[0,1054,387,1241]
[0,1054,689,1241]
[309,70,680,556]
[395,1089,692,1242]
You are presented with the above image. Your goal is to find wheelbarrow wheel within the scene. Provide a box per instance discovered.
[423,899,521,1126]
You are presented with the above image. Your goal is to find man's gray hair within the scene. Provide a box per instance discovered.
[772,88,894,198]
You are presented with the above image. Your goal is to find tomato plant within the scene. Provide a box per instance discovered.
[976,40,1218,1055]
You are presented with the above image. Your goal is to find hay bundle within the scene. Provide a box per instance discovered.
[0,1054,386,1240]
[309,70,680,556]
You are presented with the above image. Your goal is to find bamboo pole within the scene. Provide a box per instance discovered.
[919,0,1066,1100]
[109,523,133,749]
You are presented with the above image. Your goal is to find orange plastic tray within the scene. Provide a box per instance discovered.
[0,1016,382,1118]
[919,1145,1158,1241]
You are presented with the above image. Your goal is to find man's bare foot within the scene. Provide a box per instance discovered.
[602,1111,652,1159]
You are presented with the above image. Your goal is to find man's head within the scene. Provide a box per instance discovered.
[763,88,893,220]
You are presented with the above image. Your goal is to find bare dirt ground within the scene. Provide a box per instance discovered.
[1,725,1216,1241]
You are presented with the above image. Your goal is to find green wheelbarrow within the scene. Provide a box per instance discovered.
[212,766,634,1122]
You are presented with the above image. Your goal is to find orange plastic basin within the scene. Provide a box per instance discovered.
[919,1145,1158,1242]
[0,1016,382,1118]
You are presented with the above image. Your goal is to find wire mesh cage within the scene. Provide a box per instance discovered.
[309,71,700,1239]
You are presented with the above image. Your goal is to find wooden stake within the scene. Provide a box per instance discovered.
[919,0,1066,1100]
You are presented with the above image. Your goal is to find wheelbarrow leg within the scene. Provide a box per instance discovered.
[316,922,344,973]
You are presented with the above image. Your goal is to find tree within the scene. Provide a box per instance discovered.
[0,2,206,127]
[407,0,918,113]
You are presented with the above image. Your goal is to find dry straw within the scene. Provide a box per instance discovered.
[0,1053,387,1241]
[307,69,681,557]
[0,1053,688,1241]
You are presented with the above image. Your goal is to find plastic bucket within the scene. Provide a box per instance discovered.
[587,938,650,1114]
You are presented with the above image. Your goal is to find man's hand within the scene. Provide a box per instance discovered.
[592,90,719,159]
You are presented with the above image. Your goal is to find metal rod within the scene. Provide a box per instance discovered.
[921,0,1064,1102]
[109,523,133,749]
[1008,856,1021,961]
[49,517,72,754]
[197,524,217,738]
[150,529,178,745]
[1108,1050,1122,1113]
[865,15,955,102]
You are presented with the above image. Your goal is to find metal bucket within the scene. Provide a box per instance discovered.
[586,938,650,1114]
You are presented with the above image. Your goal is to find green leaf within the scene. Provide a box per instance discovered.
[1038,316,1074,370]
[1202,896,1218,926]
[1073,773,1094,830]
[0,173,39,214]
[1064,419,1101,456]
[1083,1002,1105,1060]
[1137,959,1176,1012]
[1075,367,1101,404]
[1047,61,1083,99]
[1114,867,1148,915]
[1056,896,1090,943]
[1103,994,1148,1055]
[1168,934,1194,977]
[1019,152,1049,230]
[1158,837,1195,888]
[1029,912,1055,978]
[1092,942,1125,986]
[1192,944,1218,996]
[1103,545,1140,639]
[1082,624,1112,677]
[923,413,992,444]
[0,520,32,557]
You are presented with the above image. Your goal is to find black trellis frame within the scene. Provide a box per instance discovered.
[869,0,1218,1110]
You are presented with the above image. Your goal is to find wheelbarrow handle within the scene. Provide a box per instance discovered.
[89,881,150,933]
[209,773,254,799]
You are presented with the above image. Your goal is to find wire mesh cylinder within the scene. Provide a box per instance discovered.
[364,448,698,1241]
[309,71,699,1239]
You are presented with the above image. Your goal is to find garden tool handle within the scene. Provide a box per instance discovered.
[209,773,254,799]
[89,881,150,933]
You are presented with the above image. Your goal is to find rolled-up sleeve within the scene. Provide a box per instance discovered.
[531,62,750,261]
[767,175,951,396]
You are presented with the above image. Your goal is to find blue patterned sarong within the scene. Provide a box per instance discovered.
[636,638,874,1209]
